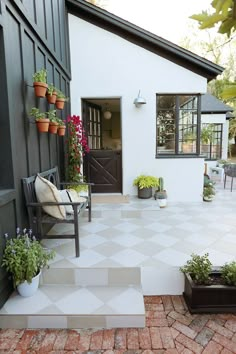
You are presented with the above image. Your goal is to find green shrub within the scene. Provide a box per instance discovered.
[221,261,236,286]
[180,253,212,285]
[1,229,55,287]
[133,175,159,189]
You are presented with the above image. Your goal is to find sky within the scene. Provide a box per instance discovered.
[104,0,213,44]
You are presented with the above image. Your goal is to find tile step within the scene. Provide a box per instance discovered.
[0,284,145,329]
[41,266,141,286]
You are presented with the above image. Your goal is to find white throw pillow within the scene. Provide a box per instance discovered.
[35,174,66,219]
[59,189,87,214]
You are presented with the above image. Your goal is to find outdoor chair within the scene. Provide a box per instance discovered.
[224,164,236,192]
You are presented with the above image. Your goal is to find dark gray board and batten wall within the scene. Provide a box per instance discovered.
[0,0,71,308]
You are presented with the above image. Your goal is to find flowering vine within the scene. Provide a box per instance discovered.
[66,115,90,183]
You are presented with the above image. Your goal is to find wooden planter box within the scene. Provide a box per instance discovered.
[183,271,236,313]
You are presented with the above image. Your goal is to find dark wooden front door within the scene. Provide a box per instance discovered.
[82,100,122,193]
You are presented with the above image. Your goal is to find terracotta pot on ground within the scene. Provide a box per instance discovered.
[57,125,66,136]
[55,98,65,110]
[46,91,57,104]
[33,82,48,98]
[49,122,58,134]
[36,118,50,133]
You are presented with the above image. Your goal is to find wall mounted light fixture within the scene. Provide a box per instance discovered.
[133,90,146,108]
[103,103,112,120]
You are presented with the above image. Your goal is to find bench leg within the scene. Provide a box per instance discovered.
[74,207,80,258]
[231,177,234,192]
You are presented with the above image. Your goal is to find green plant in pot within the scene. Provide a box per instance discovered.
[29,107,49,133]
[55,89,69,110]
[133,175,159,199]
[1,228,55,297]
[32,68,48,98]
[57,117,66,136]
[47,109,59,134]
[46,83,57,104]
[154,177,167,207]
[203,181,215,202]
[180,253,236,313]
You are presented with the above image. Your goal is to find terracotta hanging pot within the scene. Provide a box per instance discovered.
[57,125,66,136]
[55,98,65,110]
[33,82,48,98]
[36,118,50,133]
[46,91,57,104]
[49,122,58,134]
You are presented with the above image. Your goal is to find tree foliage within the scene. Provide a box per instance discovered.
[190,1,236,100]
[190,0,236,37]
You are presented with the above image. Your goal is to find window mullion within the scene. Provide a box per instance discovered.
[175,96,179,154]
[196,95,201,155]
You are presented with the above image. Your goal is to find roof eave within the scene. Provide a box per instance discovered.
[66,0,224,81]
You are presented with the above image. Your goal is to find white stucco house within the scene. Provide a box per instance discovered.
[67,0,226,202]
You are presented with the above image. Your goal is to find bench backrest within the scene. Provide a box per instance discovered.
[22,166,60,221]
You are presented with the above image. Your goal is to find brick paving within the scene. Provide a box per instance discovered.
[0,296,236,353]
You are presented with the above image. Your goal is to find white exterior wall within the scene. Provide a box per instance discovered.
[69,15,208,202]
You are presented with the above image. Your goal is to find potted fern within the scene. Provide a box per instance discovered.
[1,229,55,297]
[133,175,159,199]
[32,68,48,98]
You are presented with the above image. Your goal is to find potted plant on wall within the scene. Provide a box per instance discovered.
[46,84,58,104]
[57,117,66,136]
[32,68,48,98]
[29,107,49,133]
[1,229,55,297]
[133,175,159,199]
[47,109,59,134]
[180,253,236,313]
[55,90,69,110]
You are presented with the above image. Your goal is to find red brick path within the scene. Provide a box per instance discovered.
[1,296,236,353]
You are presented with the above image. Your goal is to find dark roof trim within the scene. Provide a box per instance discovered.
[66,0,224,81]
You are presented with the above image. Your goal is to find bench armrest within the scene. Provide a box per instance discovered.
[27,201,87,207]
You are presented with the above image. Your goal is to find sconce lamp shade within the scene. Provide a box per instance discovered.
[133,90,146,108]
[103,110,112,120]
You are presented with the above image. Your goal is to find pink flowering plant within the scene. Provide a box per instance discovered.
[66,115,90,184]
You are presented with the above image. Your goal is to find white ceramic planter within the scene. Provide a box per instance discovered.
[158,199,167,208]
[17,272,41,297]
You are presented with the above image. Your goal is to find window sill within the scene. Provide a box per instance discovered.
[156,154,206,159]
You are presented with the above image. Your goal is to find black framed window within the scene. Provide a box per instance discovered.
[156,94,201,157]
[201,123,222,160]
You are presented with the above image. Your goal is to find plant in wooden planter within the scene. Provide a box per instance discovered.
[46,84,57,104]
[133,175,159,199]
[180,253,236,313]
[32,68,48,98]
[55,90,69,110]
[47,109,59,134]
[57,118,66,136]
[29,107,49,133]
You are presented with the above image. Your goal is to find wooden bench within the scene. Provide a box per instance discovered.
[22,166,92,257]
